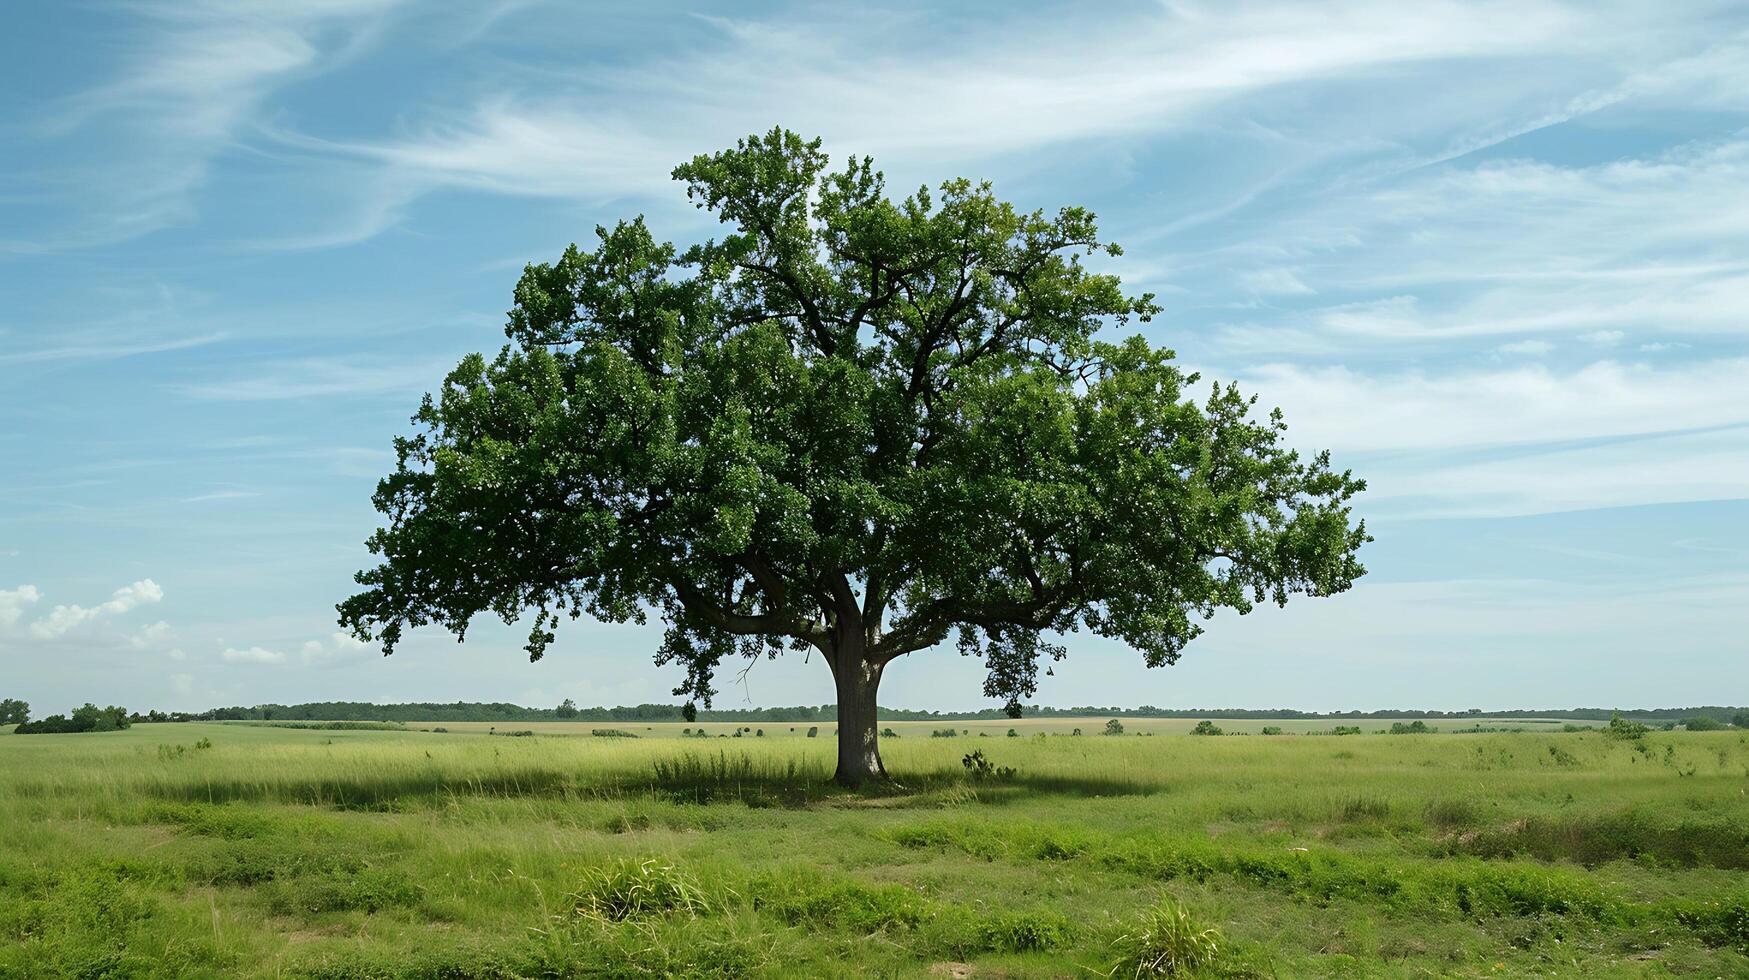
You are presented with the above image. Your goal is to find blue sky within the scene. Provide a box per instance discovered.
[3,0,1746,716]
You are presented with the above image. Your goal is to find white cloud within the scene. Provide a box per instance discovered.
[1365,425,1749,517]
[221,646,286,664]
[28,579,164,639]
[1247,358,1749,454]
[277,0,1632,236]
[174,356,456,401]
[128,621,174,650]
[0,332,228,365]
[13,1,404,249]
[1239,268,1315,295]
[1237,356,1749,516]
[182,489,260,503]
[1200,129,1749,366]
[1495,339,1554,355]
[302,631,372,664]
[0,585,41,628]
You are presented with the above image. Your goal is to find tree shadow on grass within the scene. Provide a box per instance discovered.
[92,750,1159,812]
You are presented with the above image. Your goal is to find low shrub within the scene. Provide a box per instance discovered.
[1424,799,1480,828]
[749,868,930,933]
[265,865,422,916]
[590,728,638,738]
[1190,720,1223,736]
[961,750,1014,781]
[1339,796,1392,821]
[976,909,1072,952]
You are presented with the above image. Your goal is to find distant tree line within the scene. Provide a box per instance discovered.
[4,700,1733,726]
[12,703,131,734]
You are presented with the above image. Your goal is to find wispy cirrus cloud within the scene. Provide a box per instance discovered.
[274,0,1629,236]
[4,0,404,250]
[1244,358,1749,454]
[1203,137,1749,356]
[1239,358,1749,517]
[172,355,456,401]
[0,332,228,366]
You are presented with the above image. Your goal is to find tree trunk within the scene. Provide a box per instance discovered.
[831,650,886,787]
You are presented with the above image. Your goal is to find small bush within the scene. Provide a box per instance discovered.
[1686,716,1725,732]
[1606,712,1649,740]
[572,859,710,922]
[1006,728,1018,738]
[1389,720,1432,734]
[930,728,960,738]
[1104,719,1126,736]
[805,726,819,738]
[1260,726,1283,735]
[880,727,899,738]
[961,750,1014,781]
[1546,744,1579,767]
[591,728,639,738]
[1108,899,1225,978]
[1190,720,1223,736]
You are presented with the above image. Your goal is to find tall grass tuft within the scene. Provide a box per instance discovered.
[648,749,830,805]
[1106,899,1226,978]
[571,858,712,922]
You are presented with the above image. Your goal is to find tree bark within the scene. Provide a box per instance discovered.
[831,647,886,787]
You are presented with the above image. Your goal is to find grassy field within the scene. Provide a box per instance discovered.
[386,716,1574,738]
[2,722,1745,978]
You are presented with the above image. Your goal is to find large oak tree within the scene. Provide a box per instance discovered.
[339,129,1368,786]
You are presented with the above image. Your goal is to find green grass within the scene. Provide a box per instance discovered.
[379,715,1578,738]
[1,723,1745,977]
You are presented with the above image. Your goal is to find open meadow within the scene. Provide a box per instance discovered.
[393,717,1574,739]
[3,722,1746,978]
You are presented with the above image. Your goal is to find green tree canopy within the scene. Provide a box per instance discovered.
[339,128,1368,785]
